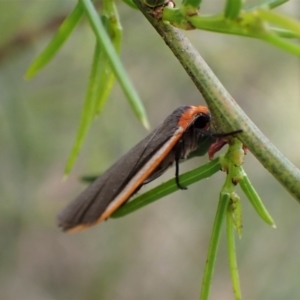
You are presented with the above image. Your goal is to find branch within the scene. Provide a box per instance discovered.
[132,0,300,202]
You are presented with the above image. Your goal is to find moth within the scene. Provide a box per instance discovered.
[58,105,241,232]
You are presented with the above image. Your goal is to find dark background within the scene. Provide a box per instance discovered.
[1,0,300,299]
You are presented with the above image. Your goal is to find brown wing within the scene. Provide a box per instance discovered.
[57,106,190,231]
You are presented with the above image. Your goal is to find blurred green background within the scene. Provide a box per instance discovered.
[1,0,300,299]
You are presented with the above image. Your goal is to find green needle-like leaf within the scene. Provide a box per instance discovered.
[200,192,230,300]
[226,206,242,300]
[245,0,289,10]
[267,0,288,9]
[64,42,103,175]
[94,47,115,114]
[262,32,300,56]
[95,1,122,114]
[80,0,149,129]
[112,158,221,218]
[257,9,300,38]
[180,0,203,15]
[239,173,276,227]
[229,192,242,238]
[271,27,300,38]
[26,3,84,79]
[180,0,202,17]
[163,4,300,57]
[224,0,244,20]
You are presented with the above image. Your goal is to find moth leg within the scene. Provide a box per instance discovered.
[174,140,187,190]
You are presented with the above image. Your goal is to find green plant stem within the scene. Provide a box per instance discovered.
[131,0,300,203]
[200,192,230,300]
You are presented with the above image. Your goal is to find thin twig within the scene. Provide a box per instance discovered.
[132,0,300,202]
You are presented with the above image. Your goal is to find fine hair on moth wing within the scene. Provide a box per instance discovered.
[57,105,242,233]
